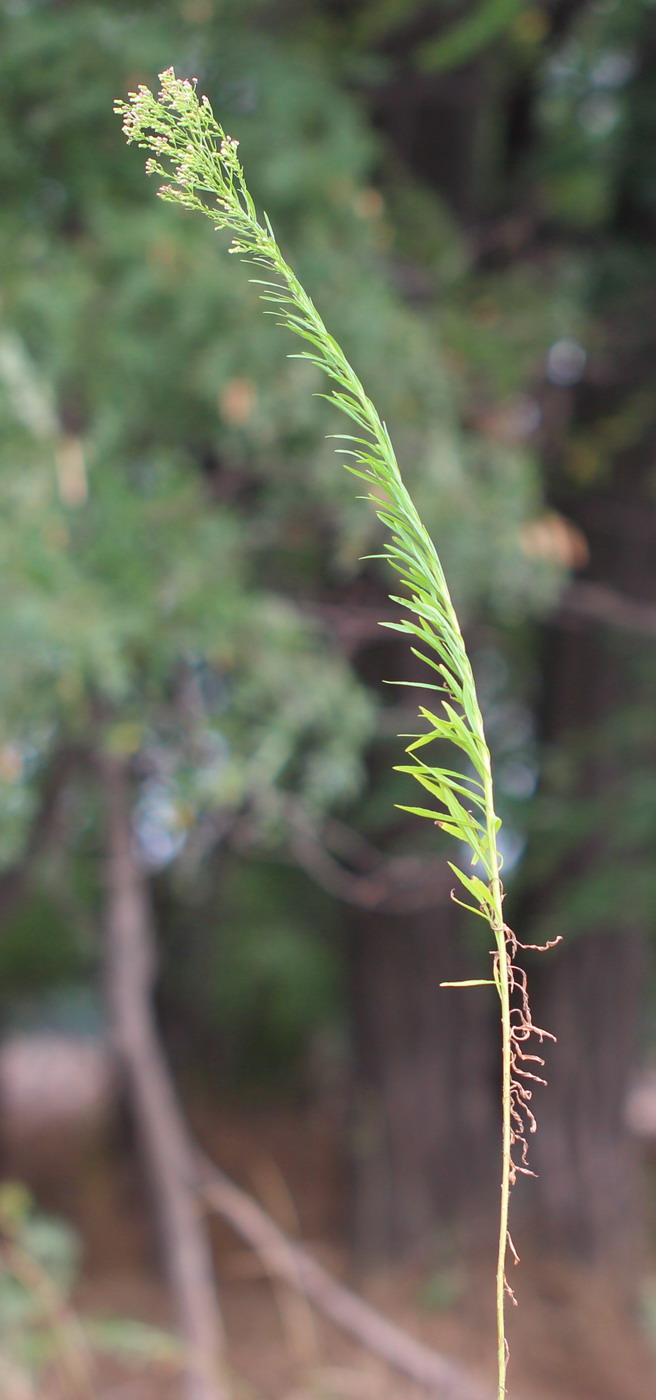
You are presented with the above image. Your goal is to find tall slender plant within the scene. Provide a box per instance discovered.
[116,69,557,1398]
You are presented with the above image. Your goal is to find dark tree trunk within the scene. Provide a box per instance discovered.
[342,0,656,1289]
[348,897,498,1258]
[528,926,645,1268]
[527,403,656,1256]
[521,616,649,1275]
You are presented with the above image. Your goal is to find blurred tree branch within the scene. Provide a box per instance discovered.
[100,748,230,1400]
[561,581,656,638]
[281,800,452,911]
[197,1153,506,1400]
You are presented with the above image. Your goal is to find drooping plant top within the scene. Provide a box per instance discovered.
[116,68,557,1400]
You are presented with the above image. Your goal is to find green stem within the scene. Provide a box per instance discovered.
[495,925,511,1399]
[484,765,511,1400]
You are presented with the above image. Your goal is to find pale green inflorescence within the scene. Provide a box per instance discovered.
[116,69,554,1398]
[116,70,494,898]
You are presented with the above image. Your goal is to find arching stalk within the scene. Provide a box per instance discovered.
[116,70,557,1398]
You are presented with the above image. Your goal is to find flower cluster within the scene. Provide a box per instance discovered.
[114,68,196,136]
[114,68,249,224]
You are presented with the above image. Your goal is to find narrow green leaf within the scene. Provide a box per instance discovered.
[440,979,496,987]
[448,862,495,911]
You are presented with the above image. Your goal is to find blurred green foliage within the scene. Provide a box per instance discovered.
[164,858,344,1084]
[0,1182,180,1393]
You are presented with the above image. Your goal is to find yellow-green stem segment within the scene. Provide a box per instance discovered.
[494,895,511,1400]
[485,767,511,1400]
